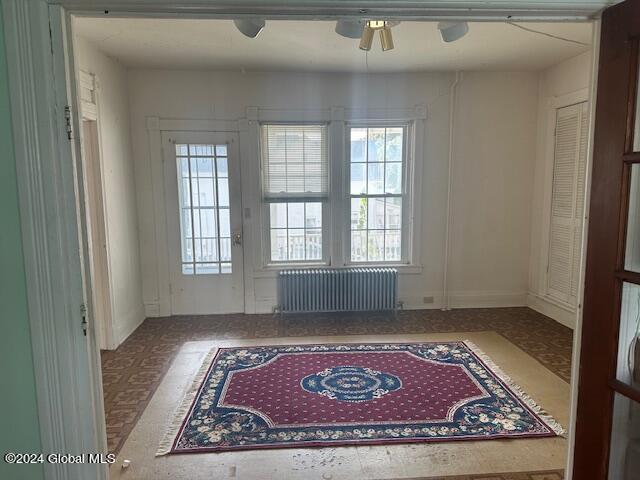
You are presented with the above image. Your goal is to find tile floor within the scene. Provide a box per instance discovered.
[101,307,572,479]
[108,331,570,480]
[101,307,573,456]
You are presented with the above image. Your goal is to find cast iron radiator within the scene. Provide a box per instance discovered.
[277,268,398,313]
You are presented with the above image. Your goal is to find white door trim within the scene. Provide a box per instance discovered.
[538,88,589,309]
[145,118,243,316]
[3,1,105,478]
[79,71,117,350]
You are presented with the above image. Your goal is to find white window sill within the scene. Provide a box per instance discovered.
[253,264,423,279]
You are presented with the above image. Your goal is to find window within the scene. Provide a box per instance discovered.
[176,143,231,275]
[269,202,322,261]
[349,126,405,262]
[261,124,328,263]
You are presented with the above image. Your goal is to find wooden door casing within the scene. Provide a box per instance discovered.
[573,0,640,477]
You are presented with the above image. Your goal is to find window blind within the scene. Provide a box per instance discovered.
[261,124,328,200]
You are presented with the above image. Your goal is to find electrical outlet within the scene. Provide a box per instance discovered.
[423,296,434,304]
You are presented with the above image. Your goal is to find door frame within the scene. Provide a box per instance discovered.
[79,70,117,350]
[161,129,246,315]
[145,118,248,316]
[3,1,604,479]
[2,1,107,479]
[572,0,640,476]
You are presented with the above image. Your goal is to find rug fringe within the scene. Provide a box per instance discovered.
[463,340,565,437]
[156,347,219,456]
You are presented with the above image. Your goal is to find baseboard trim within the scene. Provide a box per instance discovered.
[446,291,527,309]
[252,291,528,314]
[113,308,146,348]
[144,302,161,318]
[527,292,576,329]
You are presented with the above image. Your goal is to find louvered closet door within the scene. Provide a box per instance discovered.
[547,102,588,305]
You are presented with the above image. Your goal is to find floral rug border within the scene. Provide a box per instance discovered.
[157,341,564,455]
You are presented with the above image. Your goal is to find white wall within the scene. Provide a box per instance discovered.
[527,51,592,328]
[74,37,145,346]
[127,69,539,315]
[448,72,539,306]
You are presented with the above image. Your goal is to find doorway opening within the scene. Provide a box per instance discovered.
[68,13,594,480]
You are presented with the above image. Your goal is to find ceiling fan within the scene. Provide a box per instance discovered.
[232,18,469,52]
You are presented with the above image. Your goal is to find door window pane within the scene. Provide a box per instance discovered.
[217,157,228,177]
[196,157,213,177]
[626,165,640,272]
[634,49,640,152]
[617,282,640,388]
[218,209,230,237]
[176,143,232,275]
[217,178,229,207]
[608,393,640,479]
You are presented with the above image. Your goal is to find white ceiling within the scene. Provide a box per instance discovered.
[73,18,592,73]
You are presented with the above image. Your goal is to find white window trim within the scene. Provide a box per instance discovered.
[253,105,426,272]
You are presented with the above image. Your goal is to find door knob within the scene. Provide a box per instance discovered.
[232,232,242,246]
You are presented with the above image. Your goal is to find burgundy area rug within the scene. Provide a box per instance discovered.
[157,341,563,454]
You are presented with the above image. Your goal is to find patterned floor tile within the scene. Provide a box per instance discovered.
[101,306,572,479]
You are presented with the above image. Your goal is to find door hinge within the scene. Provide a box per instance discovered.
[80,303,88,336]
[64,105,73,140]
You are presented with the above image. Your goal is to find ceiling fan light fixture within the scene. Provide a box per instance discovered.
[379,26,394,51]
[437,21,469,43]
[359,24,374,51]
[233,18,266,38]
[335,19,364,39]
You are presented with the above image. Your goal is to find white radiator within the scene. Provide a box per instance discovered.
[277,268,398,313]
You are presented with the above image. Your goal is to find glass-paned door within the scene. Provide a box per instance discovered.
[574,0,640,477]
[163,131,244,315]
